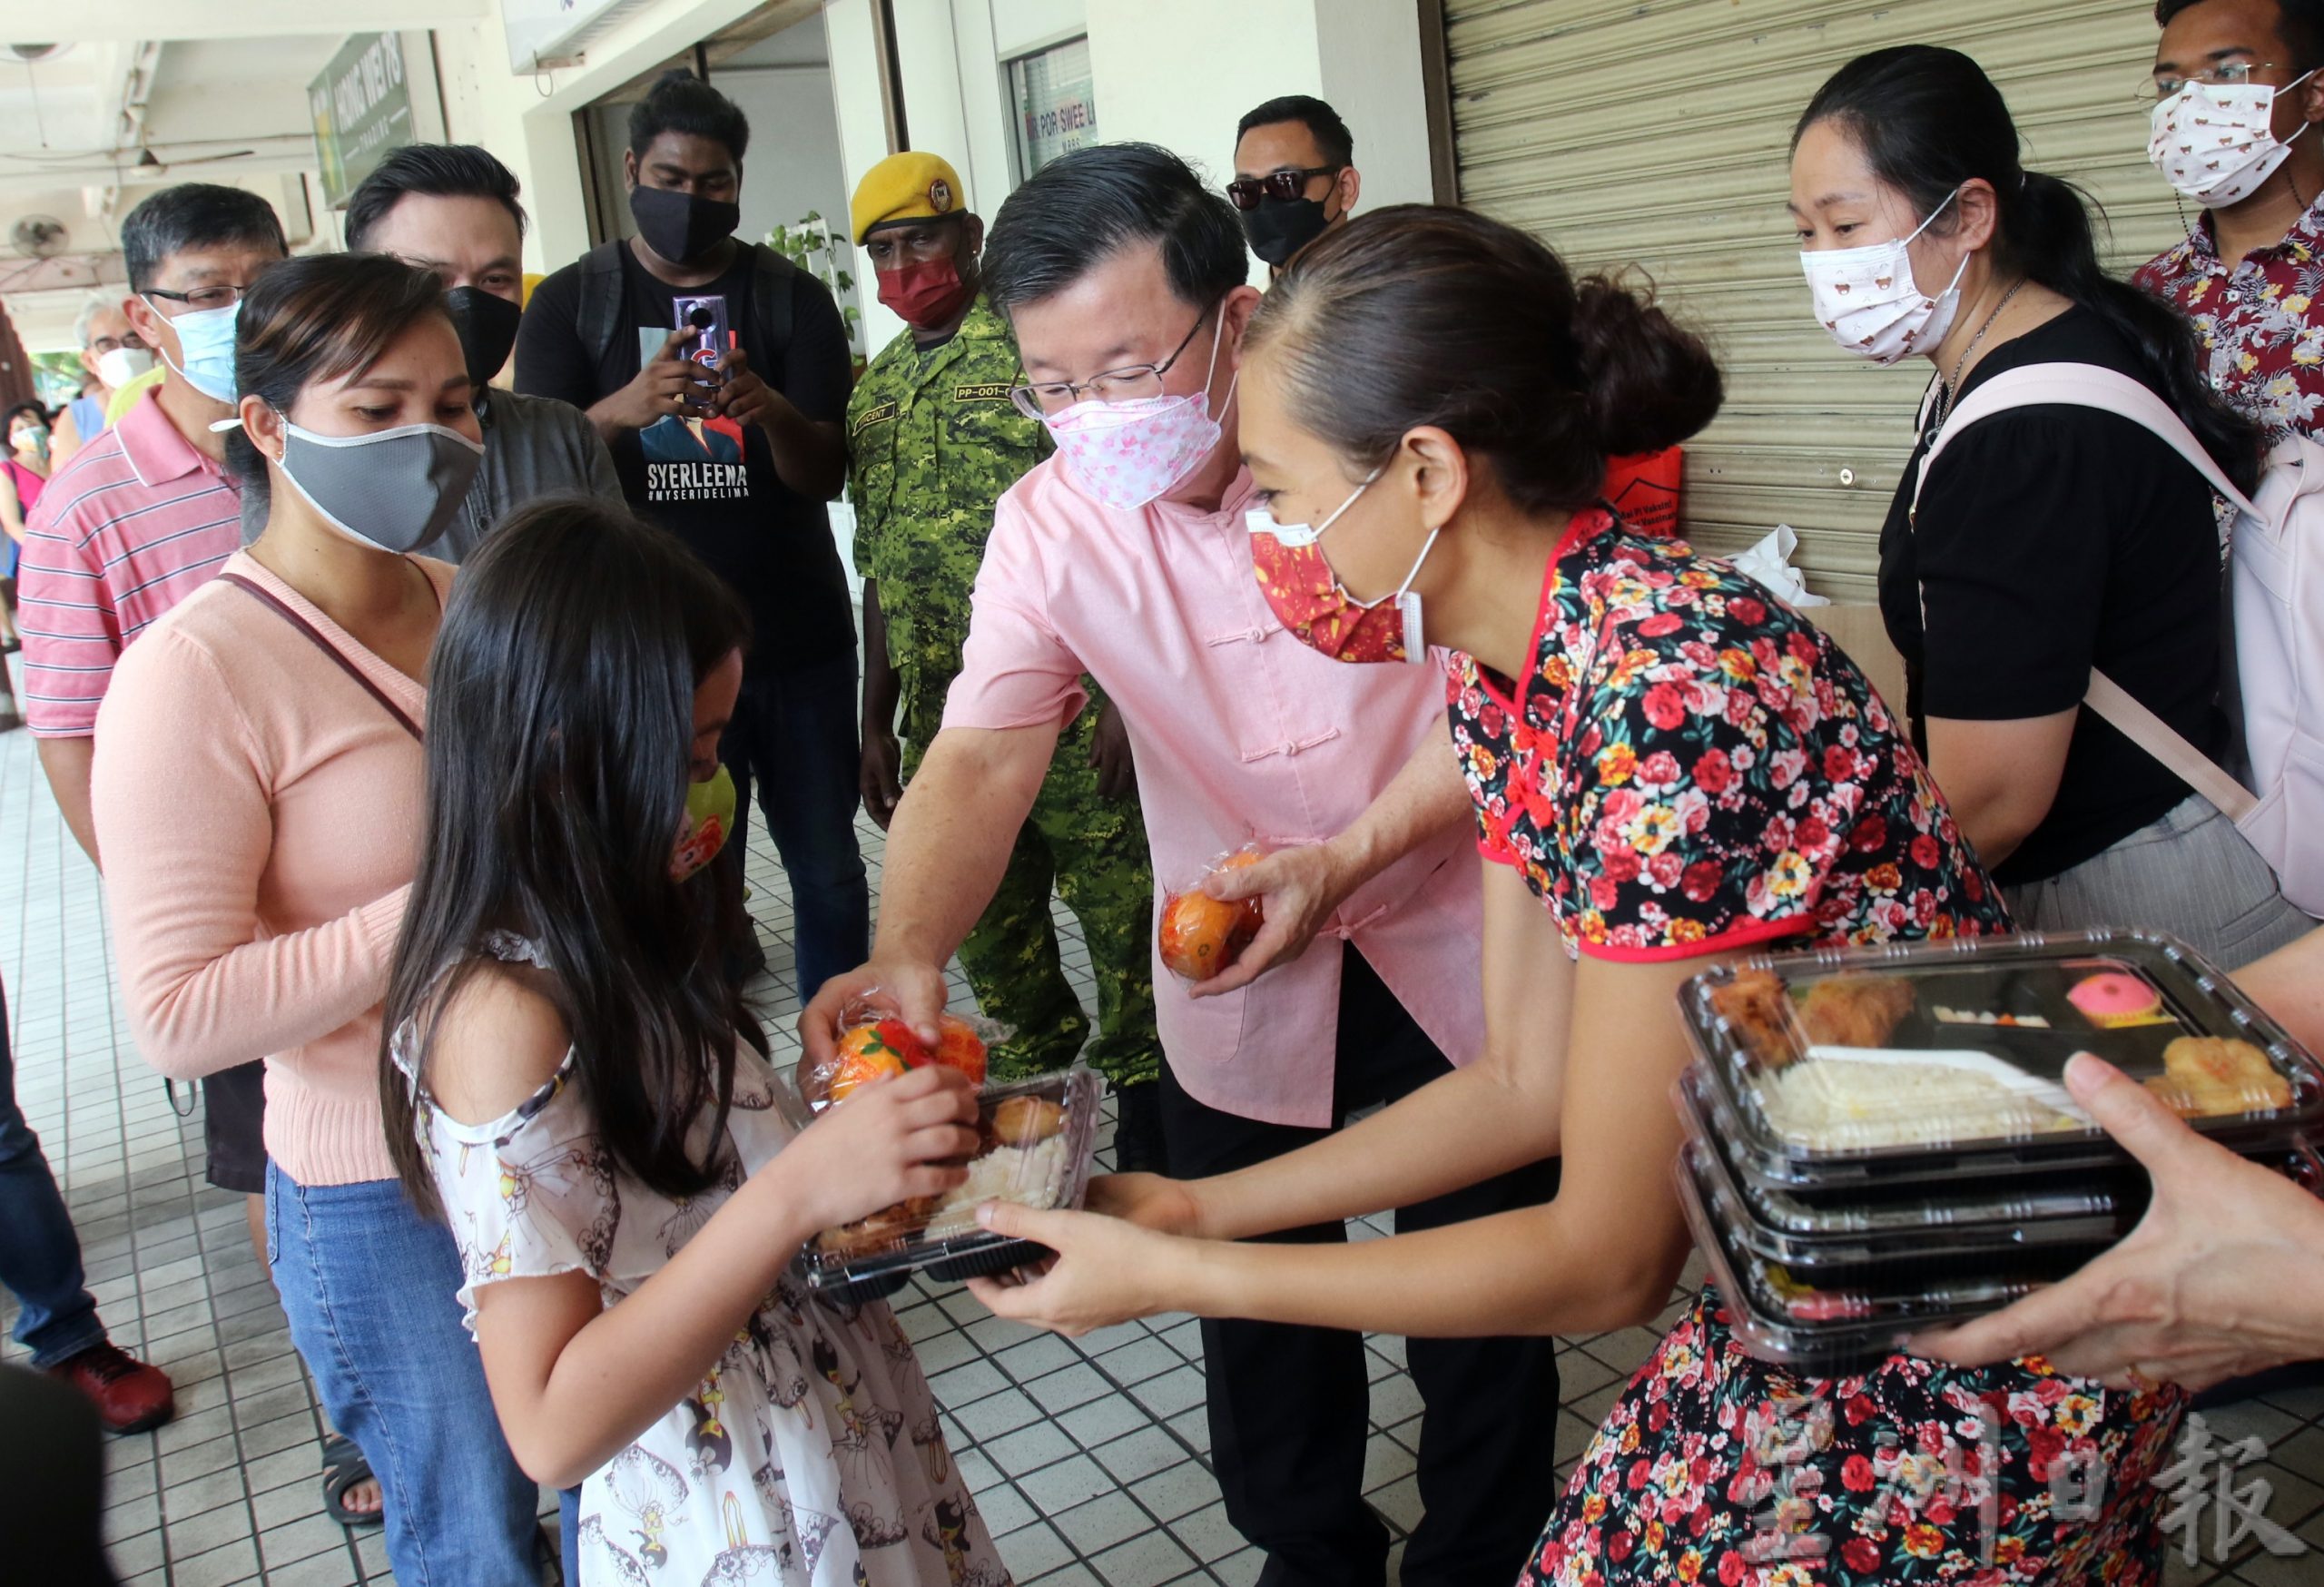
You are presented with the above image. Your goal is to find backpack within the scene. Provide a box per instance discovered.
[573,238,798,376]
[1910,360,2324,916]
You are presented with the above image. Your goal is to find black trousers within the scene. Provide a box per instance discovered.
[1159,951,1563,1587]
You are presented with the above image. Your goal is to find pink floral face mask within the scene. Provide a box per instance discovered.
[1044,312,1235,511]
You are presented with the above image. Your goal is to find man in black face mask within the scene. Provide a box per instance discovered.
[517,70,868,995]
[243,144,624,562]
[1230,95,1361,276]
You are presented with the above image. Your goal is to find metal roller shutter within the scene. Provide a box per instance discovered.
[1443,0,2189,596]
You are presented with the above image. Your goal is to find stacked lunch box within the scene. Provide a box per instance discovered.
[1673,929,2324,1375]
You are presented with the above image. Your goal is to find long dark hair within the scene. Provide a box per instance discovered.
[228,251,454,505]
[1797,44,2263,492]
[380,495,756,1220]
[1247,204,1724,514]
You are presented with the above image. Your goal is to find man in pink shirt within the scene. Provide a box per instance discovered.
[20,183,286,862]
[804,144,1560,1587]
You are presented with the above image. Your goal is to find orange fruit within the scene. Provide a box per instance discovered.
[828,1020,921,1100]
[932,1014,988,1086]
[1160,890,1263,982]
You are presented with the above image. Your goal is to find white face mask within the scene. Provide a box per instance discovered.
[2150,71,2318,208]
[94,346,155,389]
[1799,187,1970,366]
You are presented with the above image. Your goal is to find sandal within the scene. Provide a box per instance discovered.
[320,1433,384,1529]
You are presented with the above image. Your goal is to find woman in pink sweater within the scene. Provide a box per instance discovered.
[91,253,540,1581]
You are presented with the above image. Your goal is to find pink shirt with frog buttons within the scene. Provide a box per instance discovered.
[943,458,1484,1127]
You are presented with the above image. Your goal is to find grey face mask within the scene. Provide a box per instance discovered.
[274,418,486,554]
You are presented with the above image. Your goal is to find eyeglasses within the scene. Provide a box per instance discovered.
[1009,310,1213,418]
[2139,60,2291,102]
[1226,166,1342,211]
[87,333,144,355]
[141,282,252,314]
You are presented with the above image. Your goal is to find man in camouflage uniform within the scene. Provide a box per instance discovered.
[847,152,1164,1168]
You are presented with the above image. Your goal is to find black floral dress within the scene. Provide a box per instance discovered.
[1448,511,2181,1586]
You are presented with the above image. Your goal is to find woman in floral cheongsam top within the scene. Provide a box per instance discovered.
[961,208,2183,1586]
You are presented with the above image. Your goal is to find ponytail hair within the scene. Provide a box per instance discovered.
[1245,204,1723,516]
[1797,44,2262,493]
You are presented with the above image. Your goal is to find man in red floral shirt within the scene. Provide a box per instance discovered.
[2138,0,2324,440]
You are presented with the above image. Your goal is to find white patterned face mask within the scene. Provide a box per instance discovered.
[1799,187,1969,366]
[2150,71,2318,208]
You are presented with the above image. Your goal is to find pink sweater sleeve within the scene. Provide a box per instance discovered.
[92,626,409,1080]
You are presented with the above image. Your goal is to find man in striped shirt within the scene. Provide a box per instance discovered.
[18,184,286,861]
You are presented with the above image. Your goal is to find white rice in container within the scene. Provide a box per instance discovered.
[1758,1059,2079,1149]
[923,1133,1071,1238]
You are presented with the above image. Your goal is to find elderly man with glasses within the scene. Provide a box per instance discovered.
[804,143,1561,1587]
[47,295,151,471]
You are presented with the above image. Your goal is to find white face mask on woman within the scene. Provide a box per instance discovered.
[1799,187,1969,366]
[2149,70,2318,208]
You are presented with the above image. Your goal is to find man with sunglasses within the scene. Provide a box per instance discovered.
[805,143,1559,1587]
[2138,0,2324,440]
[1231,94,1361,273]
[844,151,1165,1168]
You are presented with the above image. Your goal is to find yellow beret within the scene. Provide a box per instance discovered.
[851,152,967,244]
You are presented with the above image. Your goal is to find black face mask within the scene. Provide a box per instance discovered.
[630,183,741,267]
[1241,197,1333,269]
[442,286,524,393]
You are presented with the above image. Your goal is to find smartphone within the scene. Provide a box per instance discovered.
[673,294,730,384]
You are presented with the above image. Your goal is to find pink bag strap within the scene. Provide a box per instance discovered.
[1912,360,2260,526]
[1905,360,2260,822]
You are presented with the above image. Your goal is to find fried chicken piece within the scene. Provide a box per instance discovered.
[1711,970,1796,1069]
[817,1194,942,1257]
[2145,1036,2291,1118]
[1797,975,1916,1050]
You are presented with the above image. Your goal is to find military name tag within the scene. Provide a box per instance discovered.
[852,401,898,435]
[954,382,1013,402]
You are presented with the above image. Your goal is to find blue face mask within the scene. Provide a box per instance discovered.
[147,297,241,404]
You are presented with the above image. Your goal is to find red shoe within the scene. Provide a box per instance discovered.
[48,1342,176,1434]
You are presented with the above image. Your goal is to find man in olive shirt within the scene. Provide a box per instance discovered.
[847,152,1162,1167]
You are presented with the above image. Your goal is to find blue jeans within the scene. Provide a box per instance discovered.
[719,649,871,998]
[267,1163,537,1585]
[0,978,105,1370]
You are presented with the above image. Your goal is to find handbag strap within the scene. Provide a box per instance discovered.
[217,572,424,744]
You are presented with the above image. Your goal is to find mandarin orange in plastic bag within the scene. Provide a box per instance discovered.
[1159,850,1265,982]
[827,1020,921,1100]
[828,1013,989,1100]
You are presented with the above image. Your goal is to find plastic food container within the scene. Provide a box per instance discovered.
[1679,930,2324,1194]
[1674,1141,2092,1375]
[797,1065,1100,1306]
[1673,1066,2152,1230]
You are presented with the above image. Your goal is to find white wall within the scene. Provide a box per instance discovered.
[1313,0,1433,211]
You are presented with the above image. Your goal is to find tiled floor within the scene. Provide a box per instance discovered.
[5,659,2324,1586]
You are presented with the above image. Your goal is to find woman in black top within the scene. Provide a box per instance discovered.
[1791,44,2311,964]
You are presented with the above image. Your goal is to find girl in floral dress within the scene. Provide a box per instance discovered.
[381,497,1010,1587]
[966,206,2182,1584]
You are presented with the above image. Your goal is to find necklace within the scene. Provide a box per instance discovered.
[1929,278,2028,439]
